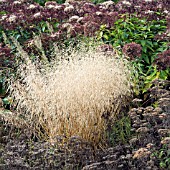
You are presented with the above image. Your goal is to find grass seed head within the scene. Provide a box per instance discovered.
[8,42,132,146]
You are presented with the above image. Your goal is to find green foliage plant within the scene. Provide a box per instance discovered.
[98,14,169,94]
[142,65,169,93]
[98,14,167,66]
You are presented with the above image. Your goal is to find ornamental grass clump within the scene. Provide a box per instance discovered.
[8,41,132,146]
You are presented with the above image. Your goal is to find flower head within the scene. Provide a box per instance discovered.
[69,15,79,22]
[84,21,100,36]
[122,1,131,6]
[64,5,74,13]
[101,1,114,9]
[98,44,113,52]
[28,4,37,9]
[33,12,41,18]
[154,49,170,70]
[0,15,7,21]
[8,15,17,22]
[13,1,22,5]
[122,42,142,60]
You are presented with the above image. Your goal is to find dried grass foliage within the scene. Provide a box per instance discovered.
[8,41,132,145]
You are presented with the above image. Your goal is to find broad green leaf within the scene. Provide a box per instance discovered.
[146,40,153,47]
[143,55,150,64]
[146,45,154,52]
[143,46,147,53]
[144,34,147,39]
[159,70,168,80]
[140,40,146,47]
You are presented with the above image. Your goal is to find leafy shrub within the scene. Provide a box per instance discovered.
[7,39,132,146]
[98,15,168,66]
[98,15,169,93]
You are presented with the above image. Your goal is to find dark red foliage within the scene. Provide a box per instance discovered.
[0,0,170,61]
[154,49,170,70]
[97,44,115,56]
[98,44,113,52]
[0,0,169,36]
[0,43,15,67]
[122,42,142,60]
[84,21,100,36]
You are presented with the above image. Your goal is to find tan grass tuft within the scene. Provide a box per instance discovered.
[8,42,132,146]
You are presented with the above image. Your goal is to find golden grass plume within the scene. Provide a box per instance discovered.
[8,41,132,146]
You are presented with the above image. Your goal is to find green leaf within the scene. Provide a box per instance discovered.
[142,83,152,93]
[146,40,153,47]
[160,162,166,168]
[159,150,164,158]
[145,68,157,81]
[159,70,168,80]
[42,26,46,32]
[140,40,146,47]
[2,98,10,105]
[15,34,21,40]
[142,54,150,64]
[146,45,154,52]
[144,34,147,39]
[0,11,7,15]
[165,158,170,163]
[99,31,103,38]
[103,34,109,40]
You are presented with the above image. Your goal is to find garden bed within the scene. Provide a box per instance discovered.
[0,0,170,169]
